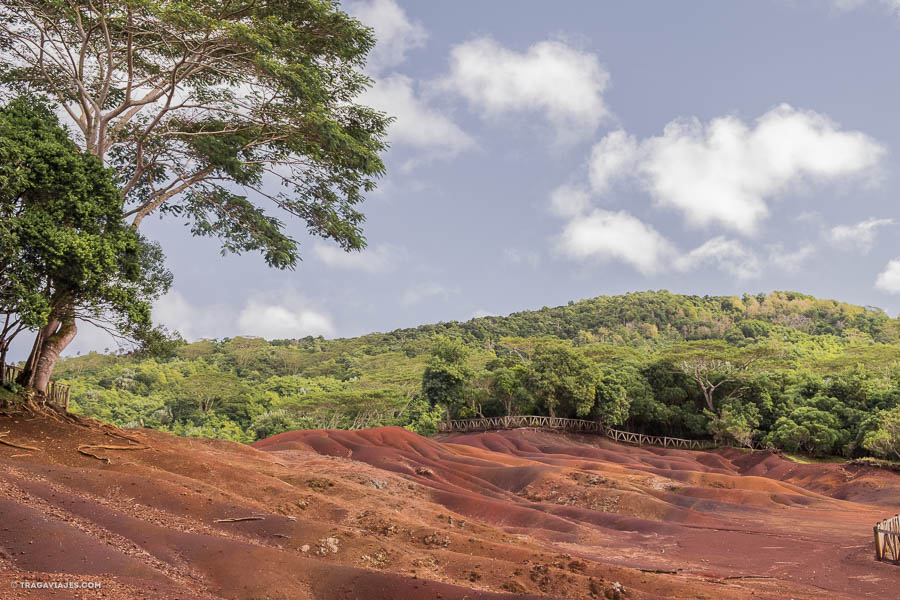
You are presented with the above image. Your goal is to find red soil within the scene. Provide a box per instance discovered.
[1,416,898,599]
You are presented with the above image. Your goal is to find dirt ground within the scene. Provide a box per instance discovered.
[1,414,898,599]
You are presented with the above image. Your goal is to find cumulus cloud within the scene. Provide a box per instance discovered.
[549,184,592,218]
[674,237,762,280]
[153,290,334,341]
[362,75,473,161]
[347,0,427,74]
[153,291,232,341]
[313,242,404,274]
[876,259,900,294]
[345,1,470,162]
[557,209,676,275]
[236,300,334,339]
[767,243,816,273]
[401,282,460,306]
[438,37,610,141]
[589,105,884,235]
[827,217,894,254]
[589,130,638,193]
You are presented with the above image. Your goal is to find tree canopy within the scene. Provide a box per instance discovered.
[0,0,391,268]
[0,96,171,391]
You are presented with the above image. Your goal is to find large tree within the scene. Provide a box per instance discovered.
[0,96,171,394]
[0,0,390,385]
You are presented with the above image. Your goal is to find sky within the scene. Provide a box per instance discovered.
[20,0,900,357]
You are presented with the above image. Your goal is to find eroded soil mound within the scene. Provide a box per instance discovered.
[1,417,898,599]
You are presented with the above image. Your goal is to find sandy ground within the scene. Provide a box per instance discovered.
[1,414,898,599]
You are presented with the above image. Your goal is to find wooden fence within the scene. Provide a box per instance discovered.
[1,363,70,409]
[875,515,900,563]
[438,415,706,449]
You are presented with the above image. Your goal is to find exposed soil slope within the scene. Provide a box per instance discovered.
[1,415,898,599]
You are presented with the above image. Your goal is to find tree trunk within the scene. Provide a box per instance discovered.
[19,309,77,395]
[0,342,7,381]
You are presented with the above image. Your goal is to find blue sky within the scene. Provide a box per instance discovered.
[37,0,900,355]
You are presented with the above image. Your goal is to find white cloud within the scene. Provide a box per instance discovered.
[589,105,884,235]
[876,259,900,294]
[502,247,541,268]
[362,74,473,161]
[589,130,638,193]
[439,37,610,141]
[549,184,592,218]
[827,217,894,254]
[153,291,232,341]
[347,0,427,74]
[401,282,460,306]
[153,290,334,341]
[313,242,404,273]
[553,201,767,280]
[237,301,334,339]
[675,237,762,280]
[832,0,900,15]
[557,209,676,275]
[768,243,816,273]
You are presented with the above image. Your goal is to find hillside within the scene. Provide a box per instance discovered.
[1,412,898,599]
[52,290,900,458]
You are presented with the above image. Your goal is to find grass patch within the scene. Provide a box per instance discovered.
[783,453,848,464]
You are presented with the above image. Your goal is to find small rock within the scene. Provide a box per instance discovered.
[300,544,310,553]
[316,537,340,555]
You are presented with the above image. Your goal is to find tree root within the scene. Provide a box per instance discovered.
[0,438,38,451]
[77,448,110,463]
[103,429,143,444]
[76,443,150,464]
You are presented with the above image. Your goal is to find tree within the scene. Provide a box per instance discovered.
[0,0,390,377]
[528,343,600,419]
[489,365,533,417]
[0,96,171,393]
[593,370,630,427]
[862,405,900,461]
[421,336,472,419]
[766,407,841,456]
[674,342,775,413]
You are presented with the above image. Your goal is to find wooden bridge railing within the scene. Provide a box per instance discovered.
[1,363,71,409]
[875,515,900,563]
[438,415,707,449]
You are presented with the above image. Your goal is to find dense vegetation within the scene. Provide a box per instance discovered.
[51,290,900,458]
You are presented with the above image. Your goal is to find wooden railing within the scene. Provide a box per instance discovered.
[438,415,707,449]
[875,515,900,563]
[1,363,71,409]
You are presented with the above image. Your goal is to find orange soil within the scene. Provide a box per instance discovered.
[1,415,898,599]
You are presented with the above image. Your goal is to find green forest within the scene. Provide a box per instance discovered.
[50,290,900,460]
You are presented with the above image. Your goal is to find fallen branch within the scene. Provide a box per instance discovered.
[77,448,110,463]
[78,444,150,451]
[0,438,38,451]
[215,516,265,523]
[639,568,678,574]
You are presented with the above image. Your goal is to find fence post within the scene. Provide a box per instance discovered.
[875,525,882,561]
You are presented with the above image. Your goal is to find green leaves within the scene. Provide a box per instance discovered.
[0,0,391,268]
[0,95,171,339]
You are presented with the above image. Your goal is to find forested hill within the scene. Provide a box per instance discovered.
[389,290,899,345]
[53,291,900,459]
